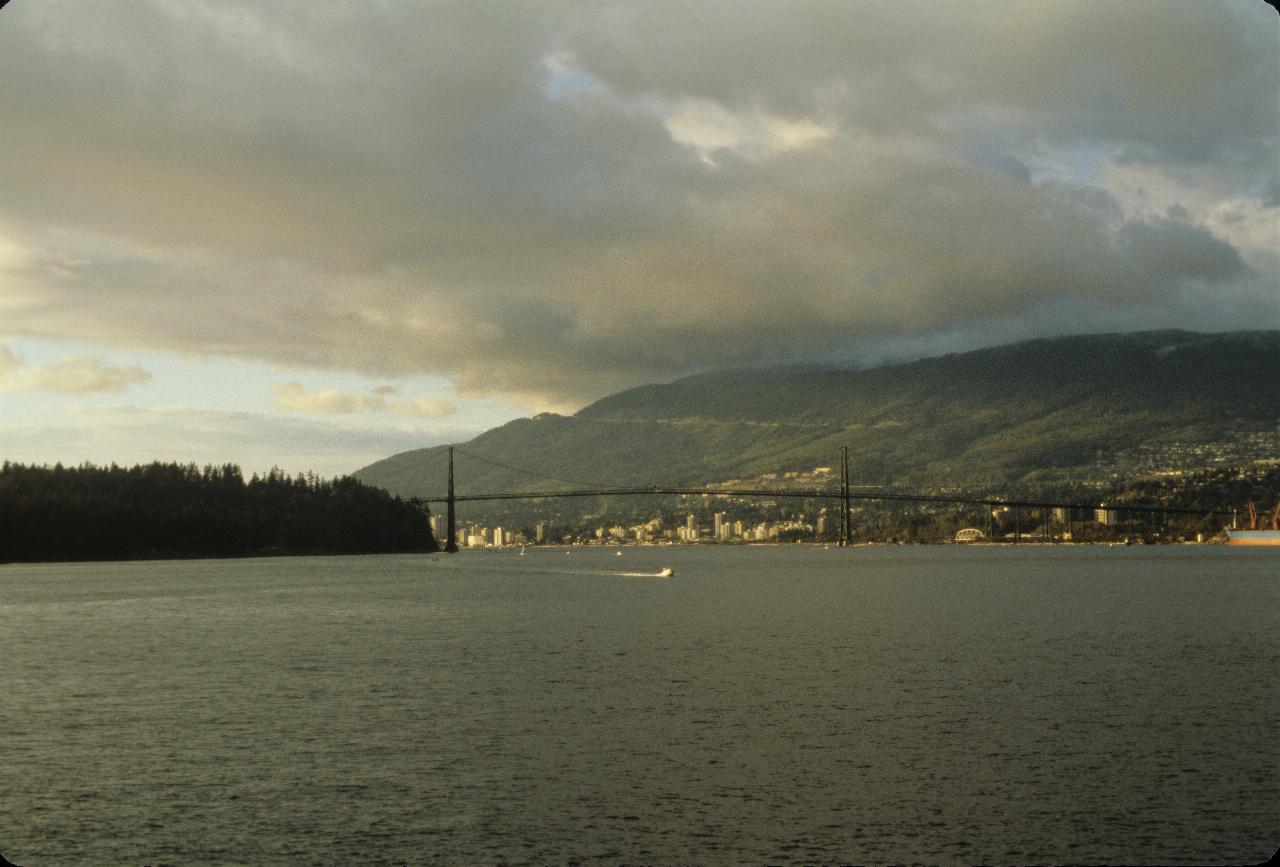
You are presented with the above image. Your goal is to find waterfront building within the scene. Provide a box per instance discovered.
[714,512,729,540]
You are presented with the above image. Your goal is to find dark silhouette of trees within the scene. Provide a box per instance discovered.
[0,461,437,562]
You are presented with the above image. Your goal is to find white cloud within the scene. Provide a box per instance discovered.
[0,233,32,271]
[270,381,456,418]
[1099,159,1280,268]
[395,397,458,418]
[0,345,152,395]
[663,98,834,163]
[0,345,20,376]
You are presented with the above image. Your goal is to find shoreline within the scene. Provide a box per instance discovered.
[8,537,1258,566]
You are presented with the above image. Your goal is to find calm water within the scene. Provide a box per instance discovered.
[1,545,1276,865]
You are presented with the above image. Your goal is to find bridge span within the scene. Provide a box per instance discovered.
[414,447,1232,552]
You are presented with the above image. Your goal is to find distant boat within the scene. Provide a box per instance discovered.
[657,567,674,577]
[1229,501,1280,545]
[616,550,623,556]
[1225,529,1280,546]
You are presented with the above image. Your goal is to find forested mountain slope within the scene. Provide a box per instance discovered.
[355,331,1280,497]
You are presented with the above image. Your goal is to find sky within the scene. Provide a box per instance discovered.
[1,0,1277,477]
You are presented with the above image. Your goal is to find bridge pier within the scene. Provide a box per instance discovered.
[445,445,458,553]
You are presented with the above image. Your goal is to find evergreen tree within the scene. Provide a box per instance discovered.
[0,462,438,562]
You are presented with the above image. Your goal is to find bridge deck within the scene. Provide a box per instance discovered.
[417,485,1230,518]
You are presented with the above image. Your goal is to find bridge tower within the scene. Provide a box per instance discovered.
[840,445,851,547]
[445,446,458,553]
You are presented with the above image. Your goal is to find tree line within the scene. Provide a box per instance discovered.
[0,461,438,562]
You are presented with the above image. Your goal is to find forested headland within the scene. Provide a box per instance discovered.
[0,461,438,563]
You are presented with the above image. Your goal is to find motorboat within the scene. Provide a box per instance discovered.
[657,567,674,577]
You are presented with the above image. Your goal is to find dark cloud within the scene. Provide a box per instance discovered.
[0,0,1275,407]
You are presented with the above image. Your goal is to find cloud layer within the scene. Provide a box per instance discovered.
[1,1,1275,407]
[0,345,152,394]
[0,403,471,479]
[271,381,456,418]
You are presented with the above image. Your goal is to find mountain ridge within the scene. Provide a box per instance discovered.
[353,330,1280,499]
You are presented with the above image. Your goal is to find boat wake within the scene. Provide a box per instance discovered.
[565,569,672,579]
[461,565,673,580]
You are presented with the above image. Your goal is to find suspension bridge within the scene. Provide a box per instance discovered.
[410,446,1234,552]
